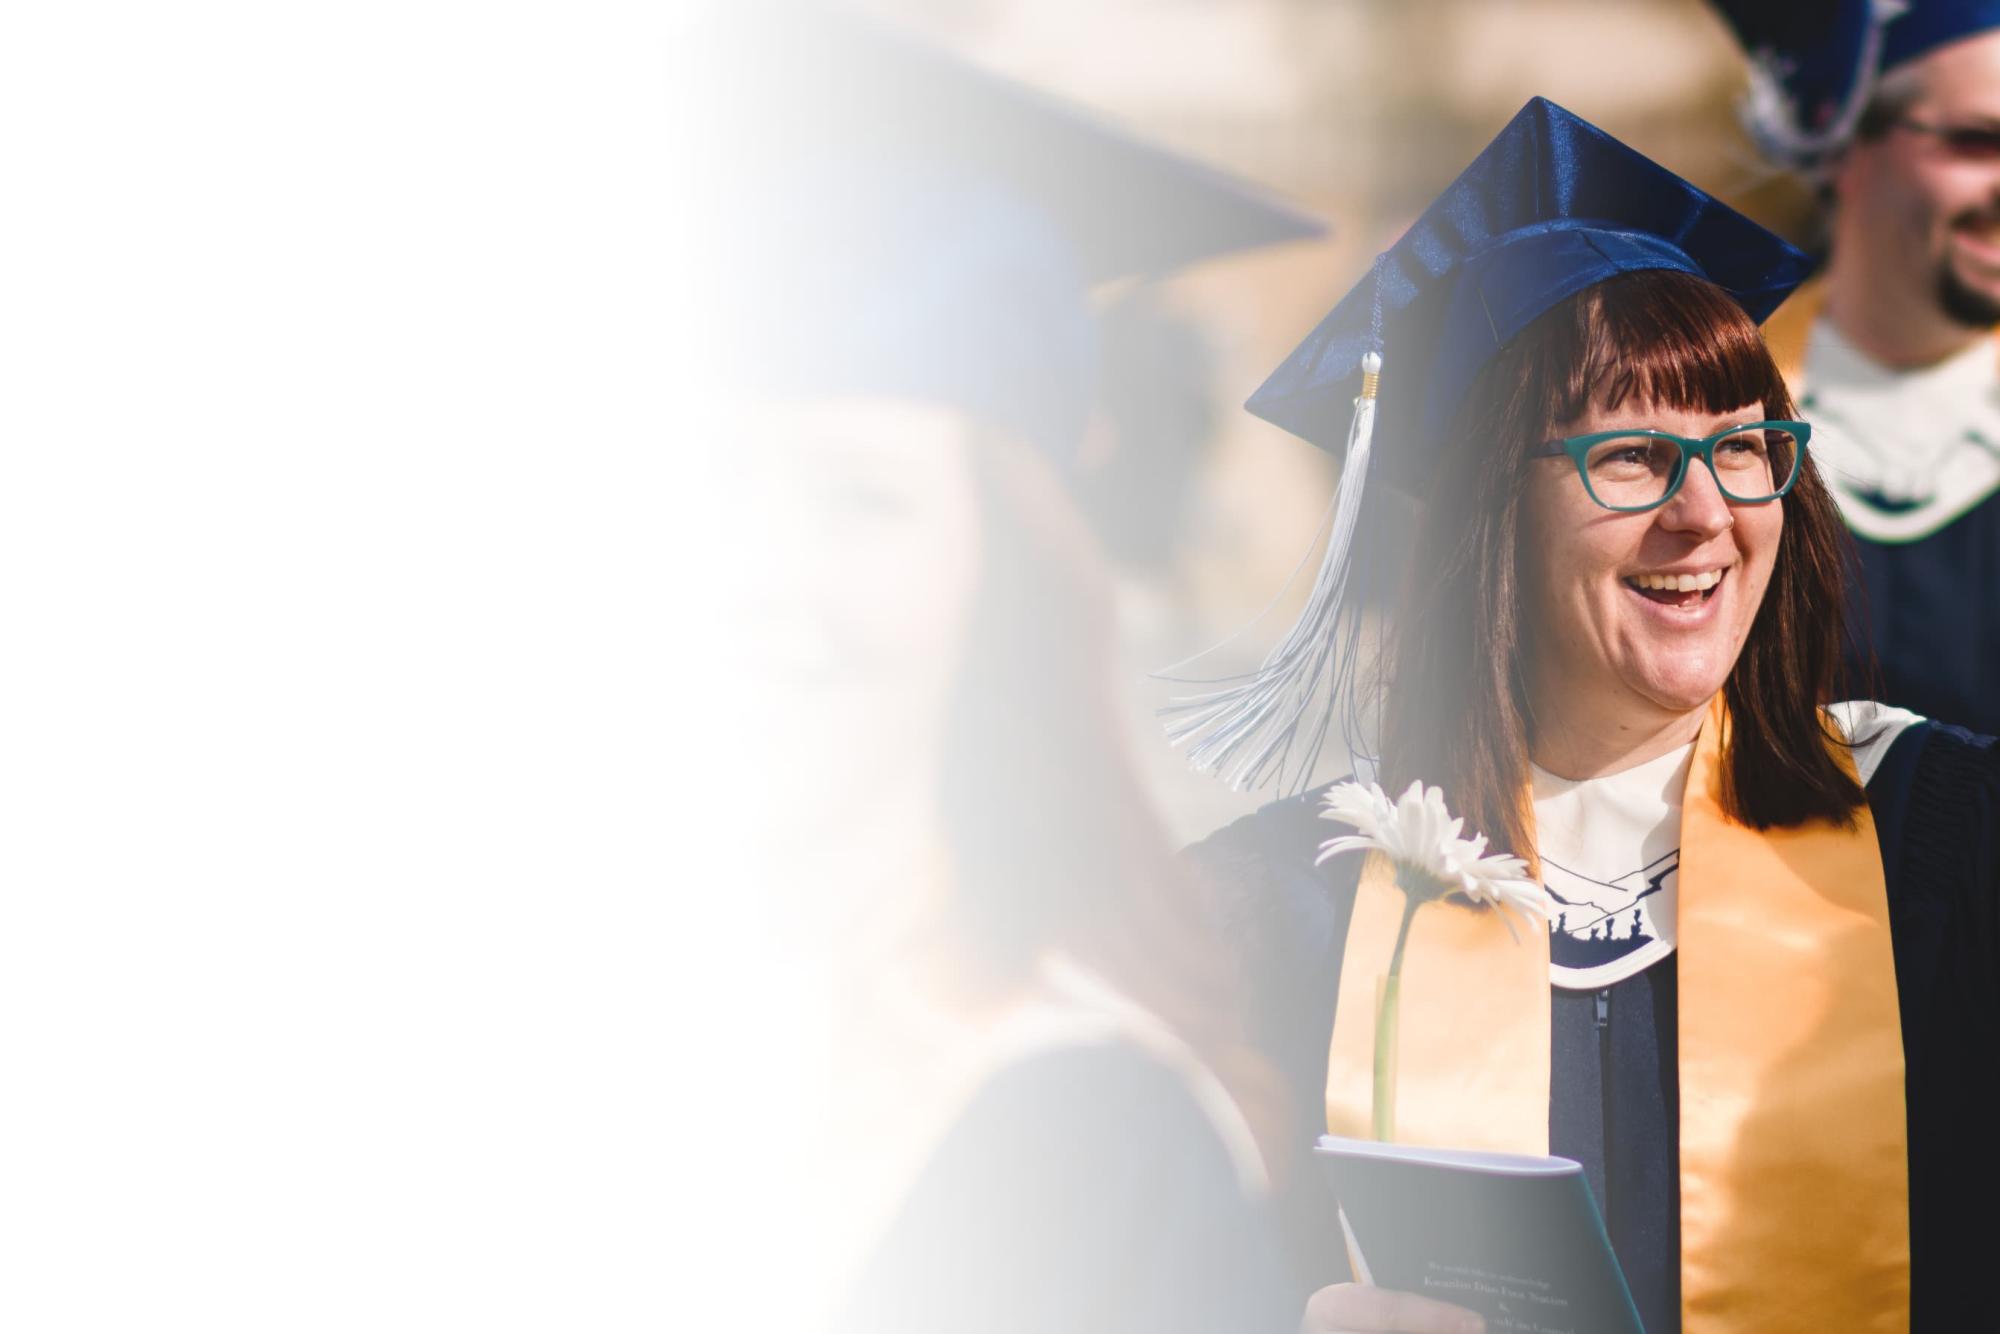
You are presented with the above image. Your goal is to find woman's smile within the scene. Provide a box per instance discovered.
[1620,561,1734,620]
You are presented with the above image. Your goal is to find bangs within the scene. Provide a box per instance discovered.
[1546,269,1794,428]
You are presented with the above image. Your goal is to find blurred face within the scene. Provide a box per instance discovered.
[730,398,983,835]
[1836,32,2000,326]
[1522,397,1782,733]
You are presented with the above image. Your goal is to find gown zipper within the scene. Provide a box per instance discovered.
[1595,987,1613,1220]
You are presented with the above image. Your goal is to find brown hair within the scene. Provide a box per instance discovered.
[1377,268,1864,860]
[937,430,1285,1157]
[1854,62,1928,144]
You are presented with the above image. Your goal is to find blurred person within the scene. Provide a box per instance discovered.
[1713,2,2000,732]
[698,7,1324,1331]
[1177,99,2000,1333]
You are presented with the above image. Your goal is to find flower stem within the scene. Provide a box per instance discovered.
[1372,890,1422,1142]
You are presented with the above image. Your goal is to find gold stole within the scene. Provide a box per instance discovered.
[1759,278,1823,398]
[1325,700,1911,1331]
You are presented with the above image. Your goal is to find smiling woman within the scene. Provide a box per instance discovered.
[1181,98,2000,1334]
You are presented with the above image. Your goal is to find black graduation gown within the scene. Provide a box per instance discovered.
[838,1043,1299,1334]
[1842,498,2000,737]
[1185,722,2000,1333]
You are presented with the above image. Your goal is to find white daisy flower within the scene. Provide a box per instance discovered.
[1318,779,1553,939]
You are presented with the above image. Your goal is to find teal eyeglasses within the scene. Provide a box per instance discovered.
[1530,420,1811,513]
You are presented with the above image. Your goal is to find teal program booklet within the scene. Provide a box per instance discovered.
[1314,1135,1644,1334]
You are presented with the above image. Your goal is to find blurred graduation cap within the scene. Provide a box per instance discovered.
[1166,97,1814,790]
[691,2,1322,465]
[1709,0,2000,168]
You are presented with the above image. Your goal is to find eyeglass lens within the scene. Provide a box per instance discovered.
[1583,428,1798,508]
[1904,120,2000,160]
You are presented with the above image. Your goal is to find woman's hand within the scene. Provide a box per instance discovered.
[1301,1283,1485,1334]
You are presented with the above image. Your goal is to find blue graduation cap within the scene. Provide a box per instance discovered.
[1247,97,1812,479]
[1167,98,1813,790]
[1709,0,2000,166]
[1884,0,2000,65]
[695,3,1323,465]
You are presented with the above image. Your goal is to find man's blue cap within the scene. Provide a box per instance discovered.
[1710,0,2000,163]
[1244,97,1813,491]
[1883,0,2000,67]
[695,3,1324,465]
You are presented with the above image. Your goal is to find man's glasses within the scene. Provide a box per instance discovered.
[1530,421,1811,513]
[1892,118,2000,162]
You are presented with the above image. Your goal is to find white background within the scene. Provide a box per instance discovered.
[0,3,747,1327]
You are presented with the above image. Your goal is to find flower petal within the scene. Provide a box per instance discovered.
[1315,834,1382,865]
[1320,781,1393,840]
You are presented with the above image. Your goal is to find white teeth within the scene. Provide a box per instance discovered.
[1627,569,1724,592]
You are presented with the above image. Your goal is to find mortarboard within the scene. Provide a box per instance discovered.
[691,2,1323,464]
[1881,0,2000,66]
[1246,97,1812,481]
[1710,0,2000,168]
[1166,97,1814,790]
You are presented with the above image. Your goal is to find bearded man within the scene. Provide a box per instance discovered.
[1719,2,2000,730]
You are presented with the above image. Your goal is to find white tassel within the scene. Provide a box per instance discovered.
[1162,350,1382,791]
[1740,0,1905,172]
